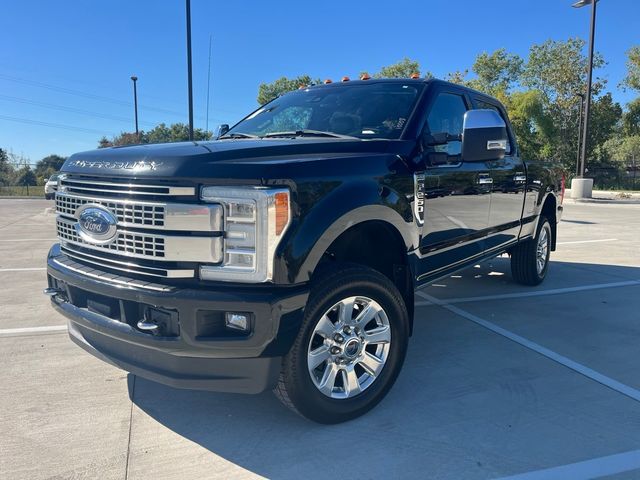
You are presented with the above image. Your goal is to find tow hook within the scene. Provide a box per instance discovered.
[43,287,67,302]
[136,320,160,334]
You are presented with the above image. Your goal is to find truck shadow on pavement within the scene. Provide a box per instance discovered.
[128,259,640,479]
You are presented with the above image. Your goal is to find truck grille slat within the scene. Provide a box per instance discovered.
[56,194,165,227]
[60,245,194,279]
[57,218,166,258]
[59,176,195,197]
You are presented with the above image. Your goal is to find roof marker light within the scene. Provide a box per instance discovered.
[341,76,350,82]
[324,79,333,84]
[298,84,306,89]
[360,73,371,80]
[410,73,420,79]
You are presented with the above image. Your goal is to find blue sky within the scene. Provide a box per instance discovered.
[1,0,639,163]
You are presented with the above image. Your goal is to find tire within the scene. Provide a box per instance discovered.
[274,265,409,424]
[510,217,552,286]
[45,193,52,200]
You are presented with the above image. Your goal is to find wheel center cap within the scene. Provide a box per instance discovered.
[344,338,361,358]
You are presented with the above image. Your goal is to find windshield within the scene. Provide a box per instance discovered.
[228,82,423,140]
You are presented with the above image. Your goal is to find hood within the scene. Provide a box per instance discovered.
[61,138,414,179]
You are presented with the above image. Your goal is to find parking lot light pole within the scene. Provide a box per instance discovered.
[186,0,194,141]
[570,0,599,199]
[130,76,139,138]
[575,93,585,177]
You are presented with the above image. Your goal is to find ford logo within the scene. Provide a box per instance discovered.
[74,205,118,245]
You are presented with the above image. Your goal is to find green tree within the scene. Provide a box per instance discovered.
[587,93,623,169]
[257,75,316,105]
[445,70,469,85]
[372,57,425,78]
[14,166,37,186]
[98,123,212,148]
[34,154,66,183]
[621,46,640,92]
[506,90,554,161]
[623,98,640,136]
[468,48,523,97]
[600,135,640,166]
[0,148,13,186]
[521,38,611,171]
[144,123,211,143]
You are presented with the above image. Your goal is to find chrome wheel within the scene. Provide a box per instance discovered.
[536,226,550,275]
[307,296,391,399]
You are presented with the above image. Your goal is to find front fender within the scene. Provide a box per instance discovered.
[275,179,417,284]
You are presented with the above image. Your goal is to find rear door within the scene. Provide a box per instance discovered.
[472,97,526,252]
[416,87,491,280]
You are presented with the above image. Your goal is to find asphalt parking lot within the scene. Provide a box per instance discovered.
[1,198,639,480]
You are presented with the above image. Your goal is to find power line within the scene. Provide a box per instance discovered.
[0,72,244,123]
[0,94,157,127]
[0,114,109,135]
[0,73,194,119]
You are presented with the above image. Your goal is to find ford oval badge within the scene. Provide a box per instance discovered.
[74,204,118,245]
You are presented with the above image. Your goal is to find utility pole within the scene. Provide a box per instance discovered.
[130,76,139,138]
[206,35,212,135]
[186,0,194,141]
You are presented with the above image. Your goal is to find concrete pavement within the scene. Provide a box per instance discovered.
[1,199,639,479]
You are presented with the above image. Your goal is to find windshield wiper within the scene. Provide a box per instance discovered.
[219,132,260,139]
[261,129,358,139]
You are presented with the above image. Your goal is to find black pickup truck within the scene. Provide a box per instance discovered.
[46,78,563,423]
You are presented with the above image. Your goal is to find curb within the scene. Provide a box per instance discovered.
[565,198,640,205]
[0,196,47,200]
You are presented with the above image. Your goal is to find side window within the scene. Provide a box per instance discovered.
[425,93,467,163]
[474,99,512,154]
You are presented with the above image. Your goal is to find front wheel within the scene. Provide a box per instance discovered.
[510,217,552,286]
[274,265,409,424]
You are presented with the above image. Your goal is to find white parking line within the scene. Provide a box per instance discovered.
[415,279,640,306]
[0,267,46,272]
[557,238,617,245]
[0,238,56,242]
[0,325,67,337]
[493,449,640,480]
[418,291,640,403]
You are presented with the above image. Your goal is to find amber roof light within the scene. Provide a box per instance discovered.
[410,73,420,79]
[324,79,333,84]
[360,73,371,80]
[341,76,350,82]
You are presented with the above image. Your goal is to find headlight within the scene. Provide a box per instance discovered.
[199,186,290,282]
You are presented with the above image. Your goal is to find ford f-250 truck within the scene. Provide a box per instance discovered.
[45,78,563,424]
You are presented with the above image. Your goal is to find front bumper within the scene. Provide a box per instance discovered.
[47,244,308,394]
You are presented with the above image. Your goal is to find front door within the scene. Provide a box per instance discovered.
[415,89,491,282]
[472,97,526,252]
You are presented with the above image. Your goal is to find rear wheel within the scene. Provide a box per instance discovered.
[274,265,409,424]
[510,217,552,286]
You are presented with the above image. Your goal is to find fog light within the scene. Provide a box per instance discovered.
[225,312,250,331]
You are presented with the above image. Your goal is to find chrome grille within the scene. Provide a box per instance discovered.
[56,194,165,227]
[54,176,223,282]
[53,253,175,291]
[60,244,194,279]
[60,175,195,197]
[57,218,165,258]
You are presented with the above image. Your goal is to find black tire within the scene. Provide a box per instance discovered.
[510,217,552,286]
[45,193,53,200]
[274,265,409,424]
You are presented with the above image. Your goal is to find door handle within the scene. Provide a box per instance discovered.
[477,177,494,185]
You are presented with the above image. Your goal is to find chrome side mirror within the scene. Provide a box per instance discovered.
[461,110,508,162]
